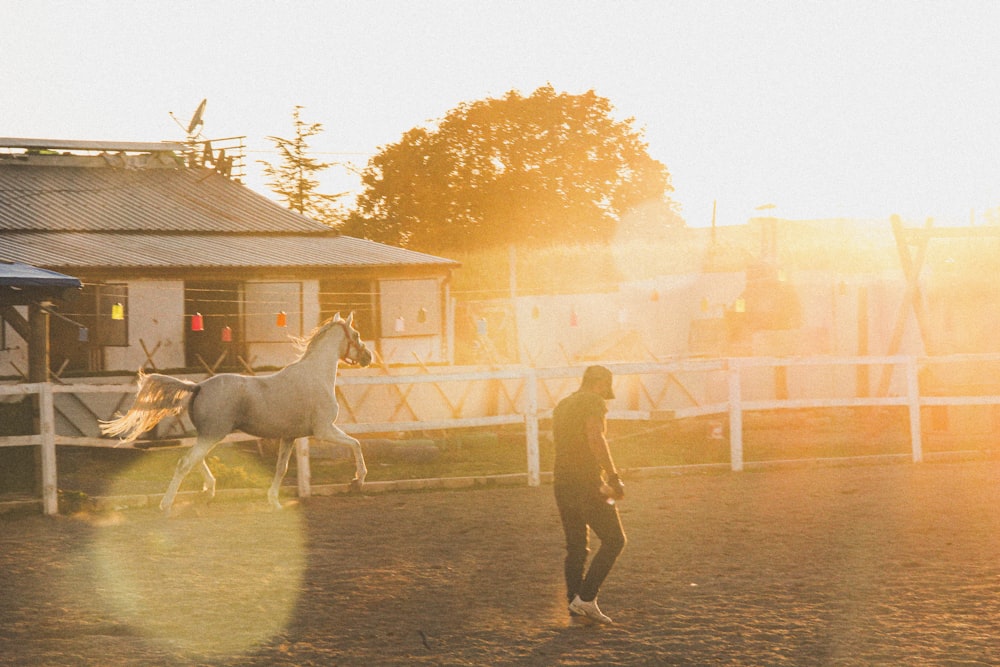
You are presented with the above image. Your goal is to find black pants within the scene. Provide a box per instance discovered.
[555,485,626,603]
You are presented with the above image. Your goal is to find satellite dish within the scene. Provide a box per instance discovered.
[187,99,207,135]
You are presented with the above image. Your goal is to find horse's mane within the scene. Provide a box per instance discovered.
[291,316,346,359]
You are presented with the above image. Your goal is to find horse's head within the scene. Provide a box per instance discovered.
[332,312,372,367]
[296,312,373,367]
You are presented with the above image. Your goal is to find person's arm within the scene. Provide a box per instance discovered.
[585,415,625,499]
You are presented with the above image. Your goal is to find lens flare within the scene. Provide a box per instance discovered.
[88,450,305,658]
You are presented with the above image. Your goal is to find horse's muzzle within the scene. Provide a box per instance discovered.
[348,347,372,367]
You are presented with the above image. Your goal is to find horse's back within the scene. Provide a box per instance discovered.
[189,371,319,440]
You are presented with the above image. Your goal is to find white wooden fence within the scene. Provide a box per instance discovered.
[3,354,1000,515]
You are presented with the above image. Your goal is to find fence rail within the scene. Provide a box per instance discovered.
[3,354,1000,515]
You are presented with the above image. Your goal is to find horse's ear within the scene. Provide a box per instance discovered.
[333,312,342,322]
[346,311,355,325]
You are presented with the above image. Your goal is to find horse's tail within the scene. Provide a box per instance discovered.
[100,371,199,443]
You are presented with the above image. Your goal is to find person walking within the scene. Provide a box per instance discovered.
[552,365,626,624]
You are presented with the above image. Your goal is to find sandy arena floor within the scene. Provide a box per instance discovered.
[1,458,998,666]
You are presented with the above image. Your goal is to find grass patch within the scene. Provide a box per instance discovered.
[50,405,997,500]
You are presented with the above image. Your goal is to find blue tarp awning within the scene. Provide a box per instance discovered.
[0,261,82,305]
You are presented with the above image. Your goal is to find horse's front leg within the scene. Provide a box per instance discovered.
[267,438,295,510]
[319,424,366,491]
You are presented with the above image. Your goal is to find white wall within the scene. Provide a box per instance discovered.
[245,280,323,369]
[377,278,449,364]
[511,273,746,365]
[104,280,185,371]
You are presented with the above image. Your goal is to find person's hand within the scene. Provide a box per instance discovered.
[606,473,625,500]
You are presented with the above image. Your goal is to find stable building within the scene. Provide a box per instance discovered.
[0,137,459,377]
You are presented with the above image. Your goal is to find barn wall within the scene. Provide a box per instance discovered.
[376,277,449,364]
[246,280,323,369]
[104,280,185,371]
[501,272,747,365]
[85,275,452,372]
[455,269,925,400]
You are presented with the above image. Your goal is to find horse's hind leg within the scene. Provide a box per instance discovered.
[198,459,216,499]
[160,436,218,515]
[267,438,295,510]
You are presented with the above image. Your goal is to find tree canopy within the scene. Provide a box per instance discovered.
[342,85,681,251]
[260,106,345,225]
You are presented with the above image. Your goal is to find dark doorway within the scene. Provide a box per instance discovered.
[49,283,128,374]
[185,281,242,370]
[320,278,376,342]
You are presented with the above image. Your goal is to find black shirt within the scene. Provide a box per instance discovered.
[552,389,608,491]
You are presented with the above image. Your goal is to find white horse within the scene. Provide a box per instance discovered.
[101,312,373,515]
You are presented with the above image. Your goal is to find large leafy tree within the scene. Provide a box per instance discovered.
[260,106,345,224]
[343,85,680,251]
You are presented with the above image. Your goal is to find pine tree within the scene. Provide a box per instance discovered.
[260,106,345,225]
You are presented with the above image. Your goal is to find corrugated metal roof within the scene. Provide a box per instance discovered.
[0,232,458,270]
[0,158,459,271]
[0,162,327,233]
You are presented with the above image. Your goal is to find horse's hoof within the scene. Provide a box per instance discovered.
[349,479,364,493]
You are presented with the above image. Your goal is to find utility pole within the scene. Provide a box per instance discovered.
[711,200,717,246]
[508,244,522,364]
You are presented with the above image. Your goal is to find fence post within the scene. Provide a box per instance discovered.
[727,360,744,472]
[905,356,923,462]
[38,383,58,515]
[524,369,540,486]
[296,438,311,499]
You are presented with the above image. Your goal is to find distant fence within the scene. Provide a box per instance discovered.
[4,354,1000,515]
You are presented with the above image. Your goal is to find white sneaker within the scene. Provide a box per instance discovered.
[568,595,614,624]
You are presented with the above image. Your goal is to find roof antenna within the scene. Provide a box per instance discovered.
[168,98,207,142]
[169,99,209,166]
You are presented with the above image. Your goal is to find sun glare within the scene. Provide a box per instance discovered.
[87,452,306,658]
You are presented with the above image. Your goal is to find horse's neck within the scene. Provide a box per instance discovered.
[285,329,344,386]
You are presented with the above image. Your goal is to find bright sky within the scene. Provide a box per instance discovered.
[4,1,999,227]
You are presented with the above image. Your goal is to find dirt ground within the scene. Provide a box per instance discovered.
[1,458,999,666]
